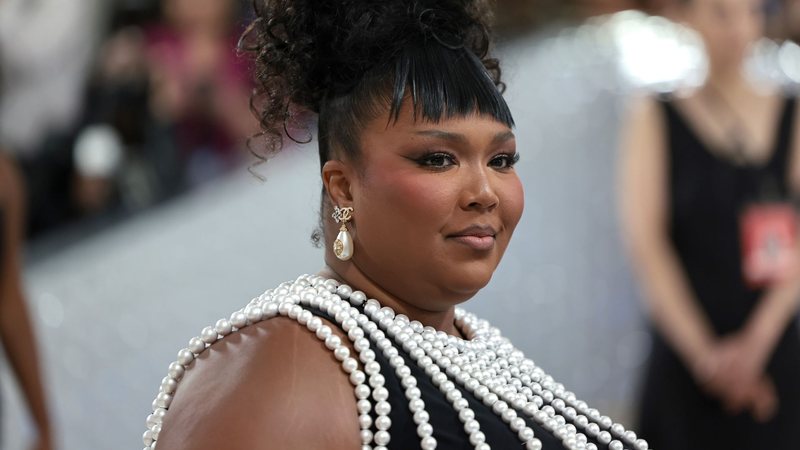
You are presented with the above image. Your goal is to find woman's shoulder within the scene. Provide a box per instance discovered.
[147,279,361,450]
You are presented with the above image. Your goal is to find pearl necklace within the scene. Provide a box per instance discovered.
[143,275,650,450]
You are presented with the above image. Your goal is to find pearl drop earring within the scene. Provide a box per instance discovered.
[332,206,354,261]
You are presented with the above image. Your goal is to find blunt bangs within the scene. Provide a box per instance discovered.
[317,42,513,166]
[390,43,514,128]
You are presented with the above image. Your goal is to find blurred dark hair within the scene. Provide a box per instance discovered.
[239,0,514,169]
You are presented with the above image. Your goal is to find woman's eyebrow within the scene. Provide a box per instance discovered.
[414,130,468,143]
[413,130,515,144]
[492,131,515,144]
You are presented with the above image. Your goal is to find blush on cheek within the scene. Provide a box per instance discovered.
[366,169,456,228]
[354,169,459,293]
[352,168,453,278]
[495,176,524,238]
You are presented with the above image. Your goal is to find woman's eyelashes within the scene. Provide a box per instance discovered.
[415,151,457,169]
[489,152,520,170]
[412,150,519,170]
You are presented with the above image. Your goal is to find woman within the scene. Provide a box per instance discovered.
[620,0,800,449]
[0,152,54,450]
[144,1,647,449]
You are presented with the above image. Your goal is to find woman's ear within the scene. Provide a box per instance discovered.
[322,160,354,206]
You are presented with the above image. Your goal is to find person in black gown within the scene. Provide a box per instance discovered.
[619,0,800,449]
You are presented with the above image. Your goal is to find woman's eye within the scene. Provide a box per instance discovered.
[417,152,456,168]
[489,152,520,169]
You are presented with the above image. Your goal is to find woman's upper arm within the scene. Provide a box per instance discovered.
[155,316,361,450]
[0,154,25,296]
[618,94,669,255]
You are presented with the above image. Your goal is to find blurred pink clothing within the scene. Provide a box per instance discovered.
[144,25,252,164]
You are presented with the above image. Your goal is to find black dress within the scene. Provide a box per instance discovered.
[636,96,800,449]
[313,308,612,449]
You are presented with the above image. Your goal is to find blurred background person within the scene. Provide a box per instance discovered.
[1,0,257,244]
[0,153,54,450]
[140,0,256,186]
[619,0,800,448]
[72,0,255,229]
[81,0,257,216]
[0,0,106,238]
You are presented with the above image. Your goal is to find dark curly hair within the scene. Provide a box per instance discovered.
[240,0,513,167]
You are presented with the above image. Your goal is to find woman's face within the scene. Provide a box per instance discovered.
[682,0,765,70]
[344,100,524,310]
[166,0,236,31]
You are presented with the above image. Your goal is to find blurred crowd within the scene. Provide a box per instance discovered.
[3,0,800,449]
[0,0,258,241]
[3,0,800,243]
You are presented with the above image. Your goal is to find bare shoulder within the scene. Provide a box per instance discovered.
[155,315,361,450]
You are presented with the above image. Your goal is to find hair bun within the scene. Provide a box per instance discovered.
[308,1,490,97]
[243,0,498,156]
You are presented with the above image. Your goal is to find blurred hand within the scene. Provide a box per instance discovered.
[739,375,778,423]
[715,334,766,398]
[692,334,778,422]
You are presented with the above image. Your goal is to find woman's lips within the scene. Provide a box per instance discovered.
[447,224,499,251]
[449,235,496,251]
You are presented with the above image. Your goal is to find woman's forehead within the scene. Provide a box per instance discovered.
[361,108,515,146]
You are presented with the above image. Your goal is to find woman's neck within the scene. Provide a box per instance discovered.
[318,261,463,338]
[703,64,751,97]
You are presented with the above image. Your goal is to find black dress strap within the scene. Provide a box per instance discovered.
[767,96,797,175]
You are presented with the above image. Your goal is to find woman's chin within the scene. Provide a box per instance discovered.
[441,270,495,300]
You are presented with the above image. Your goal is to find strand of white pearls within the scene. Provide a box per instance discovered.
[360,295,587,450]
[448,328,596,450]
[411,319,544,450]
[144,275,650,450]
[334,284,440,450]
[362,296,548,450]
[363,298,492,449]
[145,277,390,450]
[290,277,390,449]
[450,311,650,450]
[143,275,438,450]
[456,336,598,450]
[344,281,650,450]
